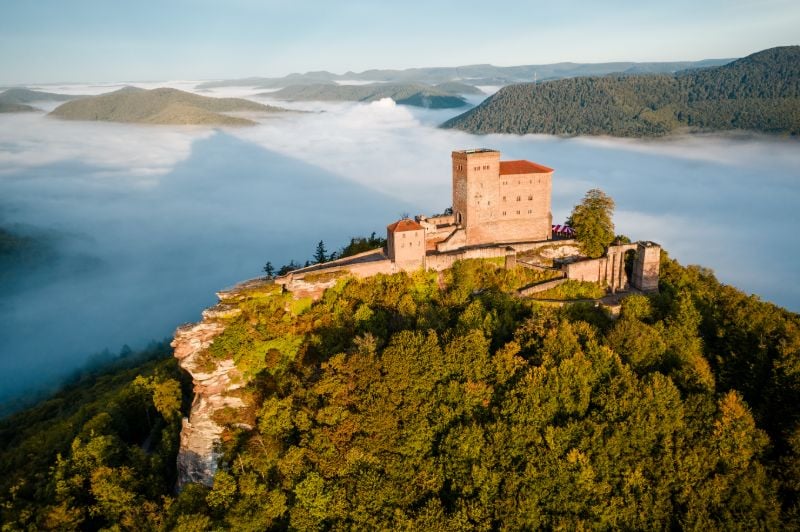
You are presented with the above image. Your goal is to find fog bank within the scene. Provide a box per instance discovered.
[1,83,799,405]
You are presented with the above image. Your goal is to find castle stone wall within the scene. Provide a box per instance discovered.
[564,257,608,283]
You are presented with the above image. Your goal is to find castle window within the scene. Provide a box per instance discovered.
[528,195,533,200]
[516,210,520,215]
[528,209,532,214]
[502,211,506,216]
[502,196,506,201]
[516,196,521,201]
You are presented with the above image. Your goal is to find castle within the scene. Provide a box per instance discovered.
[278,149,660,298]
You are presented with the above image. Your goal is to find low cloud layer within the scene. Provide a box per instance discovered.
[1,82,799,403]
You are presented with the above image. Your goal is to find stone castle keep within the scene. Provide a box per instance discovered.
[277,148,660,297]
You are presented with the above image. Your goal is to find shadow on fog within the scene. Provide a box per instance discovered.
[0,131,411,404]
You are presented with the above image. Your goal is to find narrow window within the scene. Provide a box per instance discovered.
[528,195,533,200]
[516,196,521,201]
[502,196,506,201]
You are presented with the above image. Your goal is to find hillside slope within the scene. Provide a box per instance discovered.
[0,88,79,104]
[0,102,37,113]
[0,88,84,113]
[267,82,470,108]
[442,46,800,137]
[50,87,287,126]
[2,254,800,528]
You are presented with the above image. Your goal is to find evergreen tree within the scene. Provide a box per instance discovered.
[313,241,328,264]
[262,261,275,278]
[568,189,615,258]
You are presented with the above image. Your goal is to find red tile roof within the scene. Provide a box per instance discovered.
[499,160,553,175]
[387,218,424,233]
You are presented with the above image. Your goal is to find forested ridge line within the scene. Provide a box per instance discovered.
[442,46,800,137]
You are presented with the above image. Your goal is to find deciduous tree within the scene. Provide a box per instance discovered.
[568,189,615,258]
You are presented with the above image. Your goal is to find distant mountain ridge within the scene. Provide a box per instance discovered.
[441,46,800,137]
[49,87,287,126]
[267,82,475,108]
[198,58,734,89]
[0,88,84,113]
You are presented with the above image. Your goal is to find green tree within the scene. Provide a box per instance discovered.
[568,189,615,258]
[262,261,275,278]
[313,241,328,264]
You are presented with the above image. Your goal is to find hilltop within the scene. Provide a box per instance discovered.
[50,87,287,126]
[442,46,800,137]
[267,82,471,108]
[199,57,733,89]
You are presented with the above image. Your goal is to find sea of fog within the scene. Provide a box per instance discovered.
[1,81,799,405]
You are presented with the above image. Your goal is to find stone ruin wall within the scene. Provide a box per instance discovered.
[562,242,661,292]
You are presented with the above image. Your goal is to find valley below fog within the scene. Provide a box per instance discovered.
[1,82,799,404]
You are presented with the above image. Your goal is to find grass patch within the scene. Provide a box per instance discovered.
[303,270,349,283]
[291,297,313,315]
[531,280,606,300]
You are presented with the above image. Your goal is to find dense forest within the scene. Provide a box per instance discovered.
[442,46,800,137]
[2,250,800,529]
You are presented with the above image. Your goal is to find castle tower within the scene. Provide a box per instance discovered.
[452,149,553,246]
[387,218,425,271]
[631,241,661,292]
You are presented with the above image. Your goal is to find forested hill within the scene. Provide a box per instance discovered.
[50,87,287,126]
[442,46,800,137]
[3,254,800,529]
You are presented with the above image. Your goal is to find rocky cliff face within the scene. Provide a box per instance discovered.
[171,294,249,489]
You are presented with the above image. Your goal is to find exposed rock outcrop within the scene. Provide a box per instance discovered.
[172,302,248,488]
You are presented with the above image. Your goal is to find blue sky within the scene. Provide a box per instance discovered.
[1,0,798,83]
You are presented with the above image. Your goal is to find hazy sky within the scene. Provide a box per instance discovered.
[1,0,798,84]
